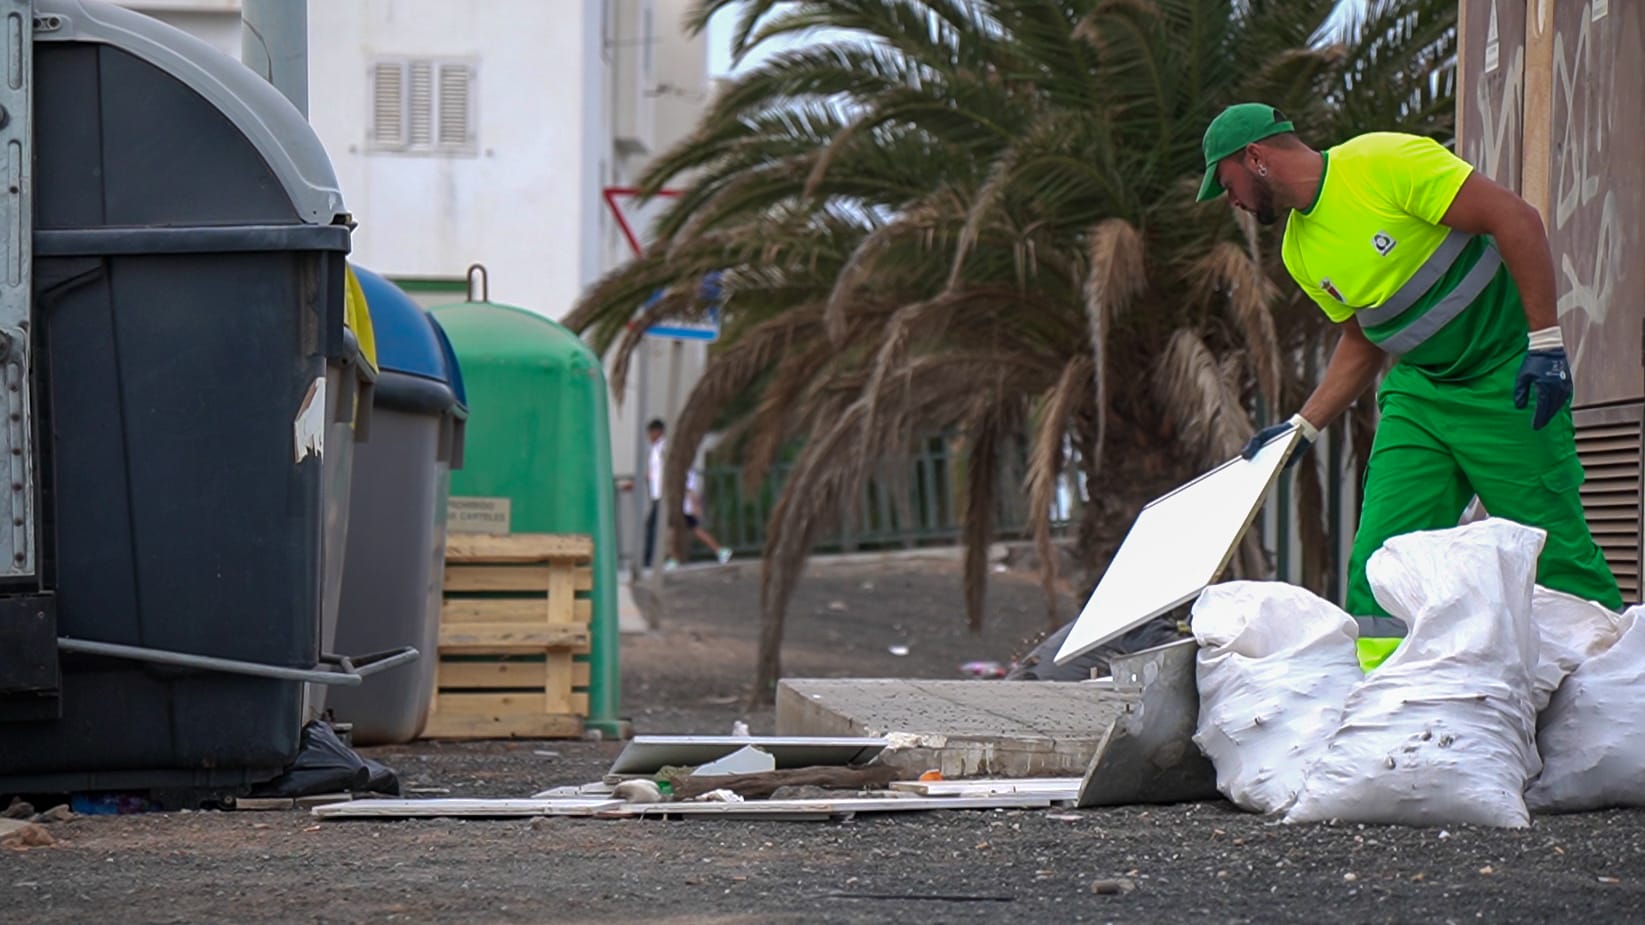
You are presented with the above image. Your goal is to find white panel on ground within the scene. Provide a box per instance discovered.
[313,798,625,819]
[312,794,1053,820]
[1053,430,1301,665]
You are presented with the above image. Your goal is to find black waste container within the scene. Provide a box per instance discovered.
[0,0,357,793]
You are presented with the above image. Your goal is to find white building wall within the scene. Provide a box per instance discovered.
[127,7,241,58]
[603,0,713,563]
[306,0,602,322]
[649,0,709,159]
[114,0,241,56]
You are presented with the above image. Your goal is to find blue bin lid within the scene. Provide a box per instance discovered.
[352,265,450,382]
[428,312,468,409]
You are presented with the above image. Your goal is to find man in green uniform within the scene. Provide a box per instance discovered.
[1195,103,1622,669]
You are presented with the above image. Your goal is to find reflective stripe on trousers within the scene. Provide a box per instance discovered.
[1355,615,1409,639]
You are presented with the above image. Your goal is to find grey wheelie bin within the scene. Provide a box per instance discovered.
[328,267,468,745]
[310,266,379,724]
[0,0,405,797]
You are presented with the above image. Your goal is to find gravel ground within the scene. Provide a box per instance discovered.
[4,556,1645,925]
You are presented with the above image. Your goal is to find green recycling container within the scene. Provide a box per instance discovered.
[429,284,621,736]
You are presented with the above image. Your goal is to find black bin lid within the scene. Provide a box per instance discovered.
[35,0,347,226]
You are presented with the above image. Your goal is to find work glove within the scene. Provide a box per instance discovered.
[1515,326,1572,431]
[1241,413,1319,470]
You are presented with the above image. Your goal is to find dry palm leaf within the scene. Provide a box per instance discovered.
[1082,218,1146,482]
[1026,354,1093,629]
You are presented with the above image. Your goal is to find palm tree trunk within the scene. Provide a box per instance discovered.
[750,600,786,708]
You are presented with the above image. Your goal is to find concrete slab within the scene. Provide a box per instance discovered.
[775,679,1136,778]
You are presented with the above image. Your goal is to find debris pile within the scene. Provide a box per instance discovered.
[1194,518,1644,827]
[312,735,1084,822]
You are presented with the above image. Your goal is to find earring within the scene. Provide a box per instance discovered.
[1258,164,1269,177]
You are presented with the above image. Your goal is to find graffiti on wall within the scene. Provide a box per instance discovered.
[1466,0,1524,187]
[1467,43,1524,185]
[1553,7,1613,316]
[1550,2,1629,397]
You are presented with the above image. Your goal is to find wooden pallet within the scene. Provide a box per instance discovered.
[421,533,595,740]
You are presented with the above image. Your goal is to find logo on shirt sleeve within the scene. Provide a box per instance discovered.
[1321,278,1346,303]
[1372,231,1397,256]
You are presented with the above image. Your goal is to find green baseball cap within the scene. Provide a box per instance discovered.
[1196,103,1295,202]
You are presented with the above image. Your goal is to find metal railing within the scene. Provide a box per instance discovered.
[687,438,1079,560]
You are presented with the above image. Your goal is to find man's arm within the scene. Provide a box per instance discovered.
[1243,319,1384,464]
[1437,172,1557,330]
[1297,318,1385,430]
[1439,170,1575,429]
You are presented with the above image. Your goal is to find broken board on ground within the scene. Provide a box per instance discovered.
[605,735,888,777]
[890,778,1082,800]
[1054,428,1302,665]
[1076,638,1217,807]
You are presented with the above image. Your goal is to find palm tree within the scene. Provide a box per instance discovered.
[565,0,1457,704]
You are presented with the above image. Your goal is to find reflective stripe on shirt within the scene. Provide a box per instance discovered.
[1367,242,1502,356]
[1355,228,1473,328]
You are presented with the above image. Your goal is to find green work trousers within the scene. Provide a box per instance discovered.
[1345,351,1623,669]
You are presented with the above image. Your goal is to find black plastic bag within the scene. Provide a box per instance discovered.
[250,721,401,798]
[1006,613,1185,681]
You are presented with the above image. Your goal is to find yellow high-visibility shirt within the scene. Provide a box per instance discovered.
[1281,132,1475,324]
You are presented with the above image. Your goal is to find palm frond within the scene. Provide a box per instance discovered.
[608,288,696,398]
[1151,327,1253,463]
[1082,217,1146,481]
[754,400,882,703]
[660,305,828,525]
[1026,354,1093,629]
[1191,240,1281,410]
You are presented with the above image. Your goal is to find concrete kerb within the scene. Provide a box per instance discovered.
[775,678,1135,778]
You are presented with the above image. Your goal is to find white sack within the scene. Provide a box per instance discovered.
[1530,586,1626,713]
[1285,518,1545,828]
[1527,606,1645,813]
[1190,581,1363,815]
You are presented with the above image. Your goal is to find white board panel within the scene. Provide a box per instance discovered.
[626,794,1054,817]
[1053,429,1301,665]
[311,794,1052,821]
[313,798,624,819]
